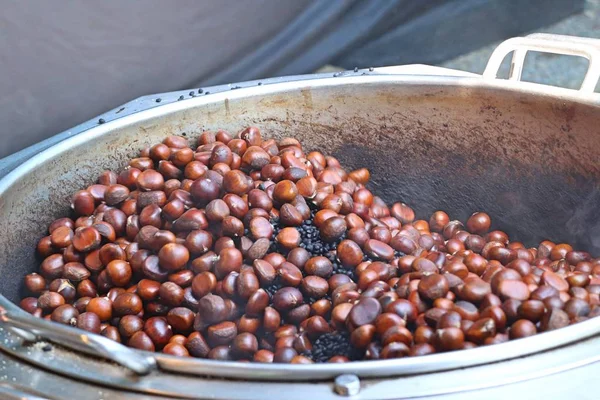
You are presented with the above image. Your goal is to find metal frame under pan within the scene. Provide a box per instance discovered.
[0,34,600,398]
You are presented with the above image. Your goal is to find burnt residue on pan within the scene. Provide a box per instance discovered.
[322,92,600,254]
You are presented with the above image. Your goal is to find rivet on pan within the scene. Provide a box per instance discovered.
[98,118,105,124]
[334,374,360,396]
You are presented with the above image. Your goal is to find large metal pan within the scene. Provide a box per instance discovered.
[0,34,600,399]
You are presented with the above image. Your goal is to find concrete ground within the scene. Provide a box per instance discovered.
[441,0,600,90]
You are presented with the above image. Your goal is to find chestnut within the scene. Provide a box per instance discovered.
[51,304,79,325]
[144,317,173,349]
[158,243,190,271]
[77,312,102,333]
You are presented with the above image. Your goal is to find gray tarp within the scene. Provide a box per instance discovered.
[0,0,312,158]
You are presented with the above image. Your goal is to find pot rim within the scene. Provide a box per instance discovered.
[1,72,599,381]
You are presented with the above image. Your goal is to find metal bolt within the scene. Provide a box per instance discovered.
[334,374,360,396]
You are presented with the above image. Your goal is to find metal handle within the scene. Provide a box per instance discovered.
[0,383,49,400]
[484,33,600,93]
[0,305,156,375]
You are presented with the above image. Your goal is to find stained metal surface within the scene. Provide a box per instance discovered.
[0,34,599,397]
[0,341,160,400]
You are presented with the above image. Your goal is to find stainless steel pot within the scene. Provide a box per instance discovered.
[0,34,600,399]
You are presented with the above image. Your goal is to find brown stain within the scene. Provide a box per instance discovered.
[224,98,231,117]
[553,101,577,134]
[300,87,313,110]
[564,102,577,124]
[259,97,288,107]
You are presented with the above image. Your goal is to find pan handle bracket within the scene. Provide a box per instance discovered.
[0,301,156,376]
[484,33,600,93]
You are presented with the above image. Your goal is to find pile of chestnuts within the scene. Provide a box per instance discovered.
[19,127,600,363]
